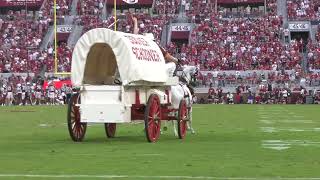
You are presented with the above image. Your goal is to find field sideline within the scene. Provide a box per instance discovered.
[0,105,319,180]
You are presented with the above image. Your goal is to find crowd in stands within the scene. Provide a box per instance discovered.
[182,11,304,72]
[182,0,293,71]
[197,70,320,88]
[77,0,104,16]
[0,10,51,73]
[154,0,180,15]
[76,0,106,32]
[307,42,320,70]
[287,0,320,20]
[1,0,320,107]
[57,43,72,72]
[42,0,72,17]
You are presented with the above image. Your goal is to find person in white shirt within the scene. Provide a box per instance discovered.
[300,87,306,104]
[272,62,277,71]
[48,84,56,105]
[226,92,234,104]
[6,85,13,105]
[16,84,22,105]
[35,84,42,105]
[284,29,289,43]
[282,88,288,104]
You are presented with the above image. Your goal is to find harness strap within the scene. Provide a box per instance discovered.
[179,83,190,98]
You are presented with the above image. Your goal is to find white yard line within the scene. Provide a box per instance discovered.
[259,120,315,124]
[0,174,320,179]
[259,120,273,124]
[39,124,50,127]
[260,127,320,133]
[262,140,320,150]
[259,116,271,119]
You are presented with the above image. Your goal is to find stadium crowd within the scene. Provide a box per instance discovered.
[287,0,320,20]
[0,0,320,105]
[0,10,51,73]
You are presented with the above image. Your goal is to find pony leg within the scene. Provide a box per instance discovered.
[172,120,178,136]
[187,107,195,134]
[163,121,168,132]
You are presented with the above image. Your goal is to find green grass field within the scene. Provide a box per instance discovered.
[0,105,320,180]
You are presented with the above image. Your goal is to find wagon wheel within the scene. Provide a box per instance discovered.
[178,100,188,139]
[144,94,161,143]
[105,123,116,138]
[67,93,87,142]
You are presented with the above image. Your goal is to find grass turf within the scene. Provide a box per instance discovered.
[0,105,319,179]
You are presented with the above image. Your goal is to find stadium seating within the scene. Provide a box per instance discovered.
[0,0,319,106]
[154,0,180,15]
[307,41,320,70]
[0,10,49,73]
[287,0,320,20]
[42,0,72,17]
[184,14,302,71]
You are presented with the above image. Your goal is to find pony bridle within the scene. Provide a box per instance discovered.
[180,71,190,84]
[180,67,198,84]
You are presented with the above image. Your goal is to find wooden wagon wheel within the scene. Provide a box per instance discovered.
[105,123,116,138]
[178,99,188,139]
[67,93,87,142]
[144,94,161,143]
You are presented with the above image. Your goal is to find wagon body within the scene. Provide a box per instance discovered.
[79,77,178,124]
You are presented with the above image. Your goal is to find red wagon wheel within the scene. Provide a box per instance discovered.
[105,123,116,138]
[67,93,87,142]
[178,100,187,139]
[144,94,161,143]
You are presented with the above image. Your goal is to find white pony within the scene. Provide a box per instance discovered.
[164,65,198,136]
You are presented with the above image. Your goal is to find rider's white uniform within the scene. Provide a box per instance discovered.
[165,62,176,77]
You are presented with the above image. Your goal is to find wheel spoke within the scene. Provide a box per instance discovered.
[148,119,154,129]
[74,126,79,139]
[154,112,160,119]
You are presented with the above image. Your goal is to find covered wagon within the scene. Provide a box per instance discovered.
[67,28,189,143]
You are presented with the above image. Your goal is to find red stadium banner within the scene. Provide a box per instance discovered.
[0,0,44,7]
[106,0,153,6]
[217,0,264,4]
[43,80,72,90]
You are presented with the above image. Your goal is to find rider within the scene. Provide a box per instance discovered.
[131,16,196,96]
[132,16,179,77]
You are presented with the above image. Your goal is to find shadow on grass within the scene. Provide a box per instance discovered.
[60,133,190,145]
